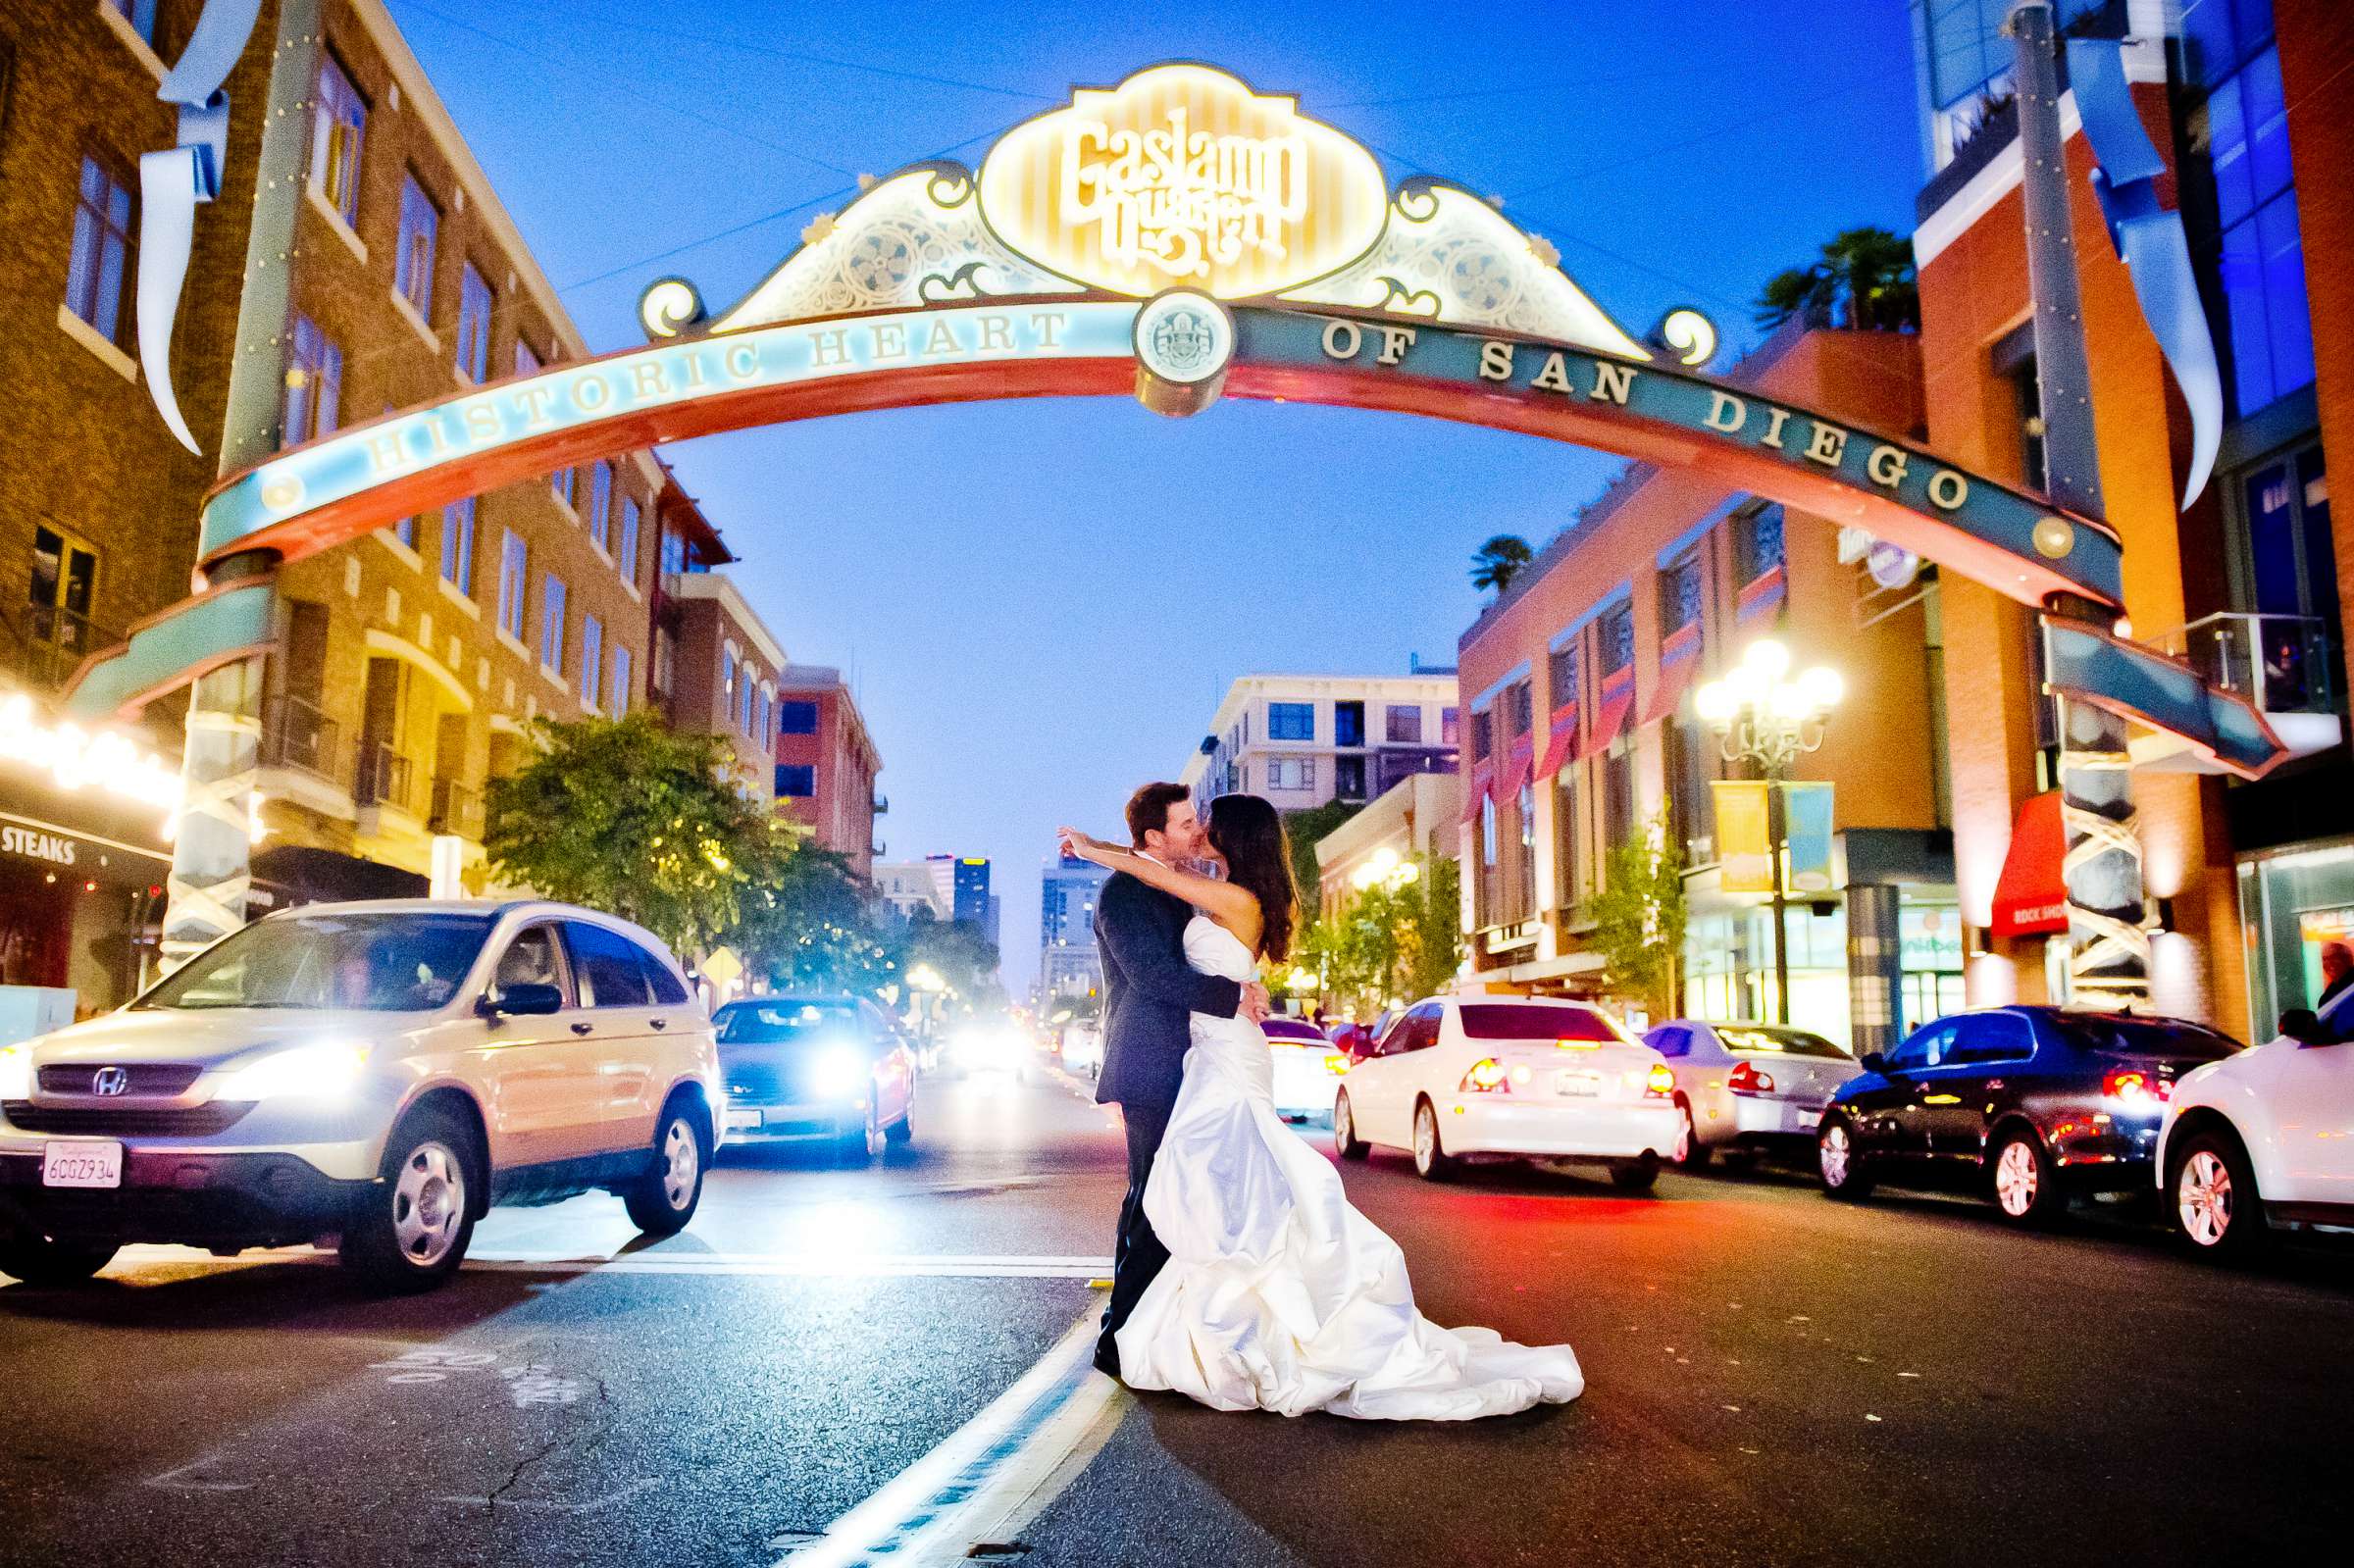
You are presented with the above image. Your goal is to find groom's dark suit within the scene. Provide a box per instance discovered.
[1093,864,1244,1374]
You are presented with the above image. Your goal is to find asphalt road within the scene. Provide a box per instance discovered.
[2,1064,2349,1568]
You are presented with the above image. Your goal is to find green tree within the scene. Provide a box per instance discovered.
[1469,534,1535,597]
[736,844,904,1001]
[1281,798,1364,902]
[1398,853,1465,1001]
[1301,854,1465,1016]
[1753,226,1919,333]
[1588,809,1687,1020]
[483,710,791,960]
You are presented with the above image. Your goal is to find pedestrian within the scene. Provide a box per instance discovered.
[2319,939,2353,1010]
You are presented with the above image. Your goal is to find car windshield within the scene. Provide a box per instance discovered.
[1714,1026,1851,1059]
[1459,1004,1626,1043]
[1261,1020,1325,1040]
[719,1002,869,1046]
[2047,1014,2243,1062]
[137,912,493,1012]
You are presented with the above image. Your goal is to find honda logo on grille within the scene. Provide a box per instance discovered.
[91,1067,129,1096]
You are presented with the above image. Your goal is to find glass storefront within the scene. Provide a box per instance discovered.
[1683,894,1964,1049]
[2237,838,2354,1041]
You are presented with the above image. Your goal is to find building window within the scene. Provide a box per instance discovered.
[1735,502,1786,586]
[1479,796,1499,928]
[496,529,527,639]
[455,263,492,382]
[1549,638,1581,711]
[721,643,736,703]
[1334,700,1364,747]
[309,54,365,225]
[778,699,819,735]
[1336,755,1366,799]
[1602,740,1635,854]
[392,515,416,549]
[580,615,603,711]
[282,315,342,447]
[617,496,640,582]
[1267,701,1314,740]
[757,687,774,747]
[550,466,574,509]
[1385,704,1422,743]
[1470,707,1492,763]
[1441,706,1460,745]
[1515,781,1536,920]
[775,764,815,798]
[539,576,567,674]
[440,497,475,595]
[1668,716,1715,864]
[1661,550,1703,633]
[514,338,540,379]
[660,528,687,577]
[26,526,99,667]
[2187,42,2312,419]
[1510,679,1534,738]
[610,644,632,713]
[1600,600,1635,676]
[66,154,137,346]
[2235,442,2334,666]
[395,174,438,316]
[102,0,159,43]
[1265,758,1316,792]
[739,672,757,733]
[1556,770,1585,909]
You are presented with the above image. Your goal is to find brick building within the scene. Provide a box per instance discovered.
[653,567,785,802]
[771,664,884,879]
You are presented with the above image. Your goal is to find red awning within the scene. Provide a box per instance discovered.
[1640,625,1702,726]
[1575,670,1635,762]
[1991,790,2071,937]
[1533,700,1580,781]
[1459,762,1494,823]
[1496,733,1535,799]
[1736,564,1787,625]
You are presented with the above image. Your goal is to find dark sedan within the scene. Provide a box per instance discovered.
[1816,1006,2242,1224]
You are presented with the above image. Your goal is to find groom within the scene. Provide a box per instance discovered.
[1092,782,1269,1378]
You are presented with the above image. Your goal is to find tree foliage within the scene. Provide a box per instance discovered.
[1469,534,1536,596]
[484,710,793,961]
[735,843,902,1001]
[1298,854,1464,1016]
[1280,798,1363,900]
[1753,227,1919,333]
[1588,809,1688,1021]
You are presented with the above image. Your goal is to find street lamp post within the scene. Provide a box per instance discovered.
[1695,639,1844,1026]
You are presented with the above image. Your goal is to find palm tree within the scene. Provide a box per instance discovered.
[1753,227,1919,332]
[1469,534,1535,596]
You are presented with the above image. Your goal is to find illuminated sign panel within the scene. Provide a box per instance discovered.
[979,65,1388,299]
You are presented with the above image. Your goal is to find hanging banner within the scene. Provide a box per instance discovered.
[1713,780,1772,893]
[1782,780,1836,894]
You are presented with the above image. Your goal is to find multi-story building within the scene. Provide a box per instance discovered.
[1905,0,2349,1040]
[1312,772,1463,921]
[772,664,884,879]
[1179,672,1459,818]
[1040,852,1110,1000]
[927,855,992,929]
[652,561,783,801]
[1455,325,1959,1049]
[873,860,949,926]
[0,0,691,1008]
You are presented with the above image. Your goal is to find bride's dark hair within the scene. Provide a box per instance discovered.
[1206,793,1298,964]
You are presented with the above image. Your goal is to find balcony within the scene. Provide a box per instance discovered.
[262,695,342,782]
[355,738,425,834]
[430,776,484,839]
[4,604,118,694]
[2135,613,2343,771]
[872,792,889,815]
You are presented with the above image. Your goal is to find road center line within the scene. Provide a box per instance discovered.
[106,1245,1113,1281]
[777,1302,1125,1568]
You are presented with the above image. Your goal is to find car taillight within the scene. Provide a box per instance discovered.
[1556,1037,1602,1050]
[1727,1060,1776,1095]
[1461,1057,1512,1094]
[1323,1051,1351,1076]
[1644,1062,1674,1098]
[2103,1068,2172,1104]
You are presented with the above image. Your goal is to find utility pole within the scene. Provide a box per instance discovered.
[2009,0,2149,1009]
[163,0,319,965]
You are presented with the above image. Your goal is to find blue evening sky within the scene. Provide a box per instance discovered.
[384,0,1922,993]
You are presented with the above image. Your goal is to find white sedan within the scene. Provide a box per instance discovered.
[1331,995,1680,1188]
[1644,1019,1858,1169]
[1262,1017,1349,1123]
[2157,985,2354,1256]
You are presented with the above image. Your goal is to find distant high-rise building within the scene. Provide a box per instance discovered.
[926,854,992,927]
[1040,852,1110,1000]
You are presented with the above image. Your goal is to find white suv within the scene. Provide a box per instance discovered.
[0,899,722,1291]
[2158,986,2354,1257]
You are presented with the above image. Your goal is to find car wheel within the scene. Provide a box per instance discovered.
[0,1233,117,1288]
[1817,1115,1874,1201]
[840,1104,885,1167]
[340,1105,479,1292]
[623,1100,708,1236]
[1332,1090,1369,1160]
[1670,1098,1712,1170]
[1411,1098,1456,1182]
[2172,1130,2265,1260]
[1989,1127,2064,1226]
[1610,1158,1661,1191]
[884,1105,914,1146]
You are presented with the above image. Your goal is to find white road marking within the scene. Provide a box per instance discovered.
[105,1244,1112,1281]
[777,1303,1126,1568]
[146,1459,252,1492]
[435,1477,659,1512]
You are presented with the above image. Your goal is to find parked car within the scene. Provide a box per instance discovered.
[0,899,719,1291]
[1263,1017,1350,1123]
[1332,996,1679,1188]
[1645,1020,1856,1169]
[713,995,915,1161]
[1815,1006,2244,1224]
[1058,1021,1103,1080]
[2157,986,2354,1257]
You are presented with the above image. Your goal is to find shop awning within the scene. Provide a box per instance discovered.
[1533,700,1580,782]
[1495,733,1535,800]
[1575,667,1636,762]
[1736,564,1787,626]
[1459,761,1494,824]
[1640,622,1703,726]
[1991,790,2071,937]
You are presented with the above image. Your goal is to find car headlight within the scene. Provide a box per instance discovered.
[0,1045,29,1100]
[215,1042,372,1101]
[810,1045,870,1099]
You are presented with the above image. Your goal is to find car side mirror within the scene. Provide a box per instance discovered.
[485,982,563,1018]
[2278,1008,2324,1044]
[1861,1051,1888,1073]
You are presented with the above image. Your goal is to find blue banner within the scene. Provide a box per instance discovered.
[1781,781,1835,895]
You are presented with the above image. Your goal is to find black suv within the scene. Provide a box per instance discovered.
[1815,1007,2242,1225]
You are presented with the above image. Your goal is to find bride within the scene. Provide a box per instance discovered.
[1057,794,1582,1421]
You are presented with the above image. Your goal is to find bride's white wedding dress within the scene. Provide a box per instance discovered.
[1114,916,1584,1420]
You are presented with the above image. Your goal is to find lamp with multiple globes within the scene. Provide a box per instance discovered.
[1348,846,1421,892]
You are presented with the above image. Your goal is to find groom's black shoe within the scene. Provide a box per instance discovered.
[1092,1341,1122,1380]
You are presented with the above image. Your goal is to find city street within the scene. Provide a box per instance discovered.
[1,1063,2347,1568]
